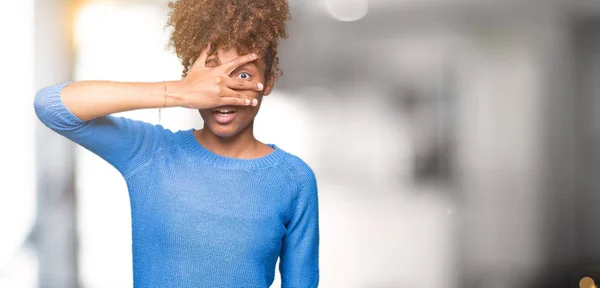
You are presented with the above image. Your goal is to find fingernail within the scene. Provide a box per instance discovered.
[257,83,263,90]
[245,99,250,105]
[252,53,258,58]
[252,99,258,106]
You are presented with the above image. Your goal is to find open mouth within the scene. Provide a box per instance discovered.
[212,108,237,124]
[214,109,236,116]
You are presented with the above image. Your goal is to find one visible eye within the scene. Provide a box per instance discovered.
[236,72,251,80]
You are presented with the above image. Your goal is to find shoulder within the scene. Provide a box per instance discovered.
[104,115,178,149]
[278,149,317,192]
[108,115,172,137]
[278,151,319,217]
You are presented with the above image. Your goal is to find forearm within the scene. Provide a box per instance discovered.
[61,80,182,121]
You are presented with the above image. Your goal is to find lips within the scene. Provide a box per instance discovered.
[212,107,237,125]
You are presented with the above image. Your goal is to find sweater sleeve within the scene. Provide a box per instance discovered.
[279,161,320,288]
[33,81,164,178]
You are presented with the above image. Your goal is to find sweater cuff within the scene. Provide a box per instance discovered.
[42,81,86,126]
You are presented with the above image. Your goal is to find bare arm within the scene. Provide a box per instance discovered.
[60,81,176,121]
[61,43,263,121]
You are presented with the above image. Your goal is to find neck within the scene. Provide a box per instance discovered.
[194,122,259,159]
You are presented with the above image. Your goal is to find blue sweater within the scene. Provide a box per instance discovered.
[34,82,320,288]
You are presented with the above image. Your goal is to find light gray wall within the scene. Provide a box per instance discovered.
[34,0,78,287]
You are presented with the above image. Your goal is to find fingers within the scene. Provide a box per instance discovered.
[218,76,263,91]
[219,97,258,107]
[189,42,212,72]
[221,53,259,75]
[215,86,258,106]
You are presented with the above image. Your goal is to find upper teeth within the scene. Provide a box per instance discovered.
[217,110,232,113]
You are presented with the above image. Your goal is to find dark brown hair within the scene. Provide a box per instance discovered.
[166,0,290,80]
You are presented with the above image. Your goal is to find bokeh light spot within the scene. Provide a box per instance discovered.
[580,277,596,288]
[324,0,369,22]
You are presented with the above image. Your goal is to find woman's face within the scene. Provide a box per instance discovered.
[199,46,274,138]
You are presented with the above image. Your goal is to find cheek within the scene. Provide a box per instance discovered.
[237,106,260,121]
[240,90,261,99]
[198,109,211,119]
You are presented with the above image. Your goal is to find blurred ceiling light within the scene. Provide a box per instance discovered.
[324,0,369,22]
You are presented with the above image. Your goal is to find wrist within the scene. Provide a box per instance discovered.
[163,80,186,108]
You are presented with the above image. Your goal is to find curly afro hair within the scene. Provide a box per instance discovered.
[166,0,290,81]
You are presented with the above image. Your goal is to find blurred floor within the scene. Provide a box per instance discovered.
[317,182,456,288]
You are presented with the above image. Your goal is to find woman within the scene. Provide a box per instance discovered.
[33,0,319,287]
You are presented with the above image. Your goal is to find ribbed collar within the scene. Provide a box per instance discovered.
[180,129,286,170]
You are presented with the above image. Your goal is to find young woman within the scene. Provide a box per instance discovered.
[33,0,319,287]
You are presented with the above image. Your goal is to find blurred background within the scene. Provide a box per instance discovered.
[2,0,600,287]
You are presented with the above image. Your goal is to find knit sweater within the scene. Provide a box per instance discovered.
[33,82,320,288]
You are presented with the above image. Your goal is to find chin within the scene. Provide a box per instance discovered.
[205,122,248,139]
[207,125,238,139]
